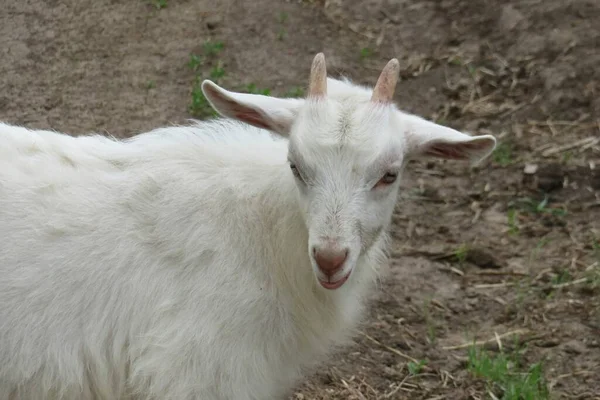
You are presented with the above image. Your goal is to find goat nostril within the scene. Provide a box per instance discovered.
[314,248,349,276]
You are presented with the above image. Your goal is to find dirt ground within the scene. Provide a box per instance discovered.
[1,0,599,398]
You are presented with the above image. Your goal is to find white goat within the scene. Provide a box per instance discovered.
[0,53,496,400]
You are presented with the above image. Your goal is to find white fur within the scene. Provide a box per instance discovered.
[0,73,495,399]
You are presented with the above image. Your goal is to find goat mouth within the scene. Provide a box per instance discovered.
[318,270,352,290]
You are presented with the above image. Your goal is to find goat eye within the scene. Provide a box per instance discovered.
[289,163,303,181]
[374,172,397,189]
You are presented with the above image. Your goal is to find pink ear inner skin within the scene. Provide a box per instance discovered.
[426,143,467,160]
[217,94,271,130]
[425,140,489,160]
[234,110,270,130]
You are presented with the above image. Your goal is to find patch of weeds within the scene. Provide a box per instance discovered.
[359,47,374,61]
[527,239,549,276]
[149,0,167,9]
[187,54,203,72]
[561,150,573,164]
[187,40,226,118]
[550,268,572,286]
[189,79,218,119]
[278,11,289,24]
[533,197,567,216]
[210,61,226,80]
[493,142,514,166]
[507,277,532,320]
[592,236,600,260]
[276,11,288,40]
[585,265,600,290]
[146,80,156,90]
[421,298,439,345]
[466,63,478,78]
[454,243,469,266]
[285,86,305,98]
[507,209,519,235]
[448,55,463,66]
[468,345,550,400]
[545,266,573,298]
[585,238,600,290]
[508,196,567,219]
[246,83,271,96]
[202,40,224,57]
[407,359,427,375]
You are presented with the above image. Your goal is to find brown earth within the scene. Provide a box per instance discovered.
[1,0,599,398]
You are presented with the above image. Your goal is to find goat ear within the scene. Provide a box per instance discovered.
[201,80,302,136]
[403,115,497,164]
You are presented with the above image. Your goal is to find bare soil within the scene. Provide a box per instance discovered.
[1,0,599,398]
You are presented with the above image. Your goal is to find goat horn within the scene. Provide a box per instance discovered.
[308,53,327,98]
[371,58,400,103]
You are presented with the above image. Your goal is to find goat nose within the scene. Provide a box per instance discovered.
[313,247,348,276]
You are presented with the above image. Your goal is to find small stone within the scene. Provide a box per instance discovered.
[467,248,501,269]
[383,366,398,377]
[524,164,538,175]
[562,339,586,355]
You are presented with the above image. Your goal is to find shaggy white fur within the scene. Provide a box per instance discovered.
[0,54,495,400]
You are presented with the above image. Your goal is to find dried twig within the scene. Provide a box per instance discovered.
[548,370,596,391]
[340,379,367,400]
[442,329,530,350]
[550,277,588,289]
[359,331,419,363]
[541,137,598,157]
[473,282,515,289]
[476,270,529,277]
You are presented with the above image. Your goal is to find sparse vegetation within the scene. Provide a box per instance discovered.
[507,208,520,235]
[468,345,549,400]
[359,47,373,60]
[421,298,439,345]
[508,196,567,219]
[550,268,572,286]
[493,142,514,166]
[149,0,167,9]
[187,54,203,72]
[276,11,288,40]
[202,40,225,57]
[407,359,427,375]
[245,83,271,96]
[285,86,305,98]
[188,40,225,118]
[210,62,226,80]
[187,43,276,118]
[585,264,600,289]
[454,243,469,266]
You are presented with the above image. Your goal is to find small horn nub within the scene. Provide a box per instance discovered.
[371,58,400,103]
[308,52,327,98]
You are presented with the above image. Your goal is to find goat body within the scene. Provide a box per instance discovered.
[0,58,495,398]
[0,80,385,400]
